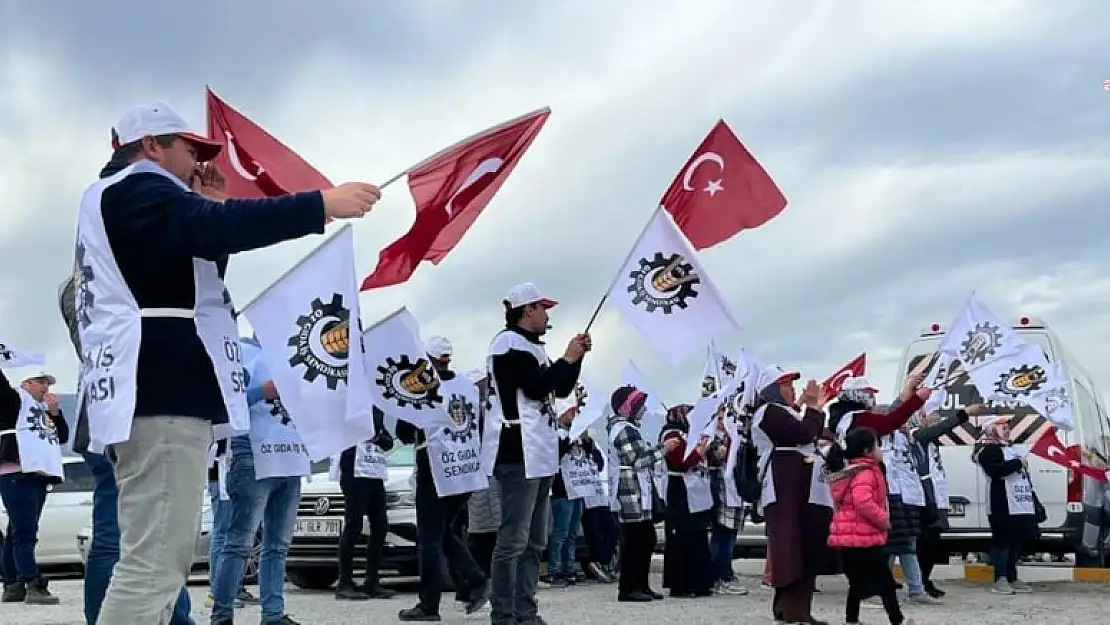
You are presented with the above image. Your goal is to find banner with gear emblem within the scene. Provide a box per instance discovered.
[361,307,453,430]
[426,374,488,496]
[608,210,740,364]
[0,341,45,369]
[244,225,375,461]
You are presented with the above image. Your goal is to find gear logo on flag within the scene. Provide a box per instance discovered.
[541,399,558,430]
[627,252,700,314]
[74,241,96,330]
[569,446,589,468]
[1043,387,1071,418]
[267,397,292,426]
[725,384,745,419]
[375,355,443,410]
[701,376,717,397]
[573,383,588,410]
[442,393,478,442]
[960,322,1004,365]
[0,343,12,364]
[27,405,58,444]
[994,364,1048,398]
[287,294,350,390]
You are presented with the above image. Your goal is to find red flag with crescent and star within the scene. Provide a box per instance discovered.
[660,119,786,250]
[206,88,333,199]
[360,107,550,291]
[1030,428,1109,483]
[821,352,867,401]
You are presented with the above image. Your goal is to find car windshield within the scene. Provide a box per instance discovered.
[53,459,95,492]
[387,445,416,467]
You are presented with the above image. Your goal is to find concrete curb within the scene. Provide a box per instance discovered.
[648,556,1110,583]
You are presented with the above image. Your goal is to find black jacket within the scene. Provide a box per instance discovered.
[489,327,581,468]
[339,408,394,479]
[397,370,455,479]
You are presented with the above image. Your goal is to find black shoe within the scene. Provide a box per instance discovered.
[924,581,946,598]
[894,581,904,590]
[334,583,369,601]
[24,578,59,605]
[398,604,441,621]
[586,562,612,584]
[1,582,26,603]
[645,587,664,600]
[546,574,570,588]
[618,590,653,602]
[464,580,490,614]
[237,589,260,605]
[359,581,397,599]
[266,617,301,625]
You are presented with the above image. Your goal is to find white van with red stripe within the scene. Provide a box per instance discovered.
[898,316,1110,566]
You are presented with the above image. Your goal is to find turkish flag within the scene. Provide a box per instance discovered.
[206,88,333,199]
[360,107,550,290]
[1031,428,1109,483]
[660,120,786,250]
[821,353,867,400]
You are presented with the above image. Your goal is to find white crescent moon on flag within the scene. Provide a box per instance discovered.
[681,151,725,191]
[446,157,504,216]
[224,131,265,182]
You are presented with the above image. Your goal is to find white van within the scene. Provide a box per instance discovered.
[897,316,1110,566]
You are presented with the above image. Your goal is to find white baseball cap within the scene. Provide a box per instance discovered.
[465,368,488,384]
[756,364,800,391]
[841,376,879,394]
[21,370,56,386]
[111,102,223,162]
[425,336,453,359]
[503,282,558,310]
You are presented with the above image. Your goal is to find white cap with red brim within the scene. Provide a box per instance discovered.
[503,282,558,309]
[112,102,223,162]
[841,376,879,394]
[756,365,801,392]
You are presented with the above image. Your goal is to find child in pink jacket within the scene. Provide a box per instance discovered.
[826,428,914,625]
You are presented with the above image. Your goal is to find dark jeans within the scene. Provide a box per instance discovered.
[79,451,194,625]
[581,507,618,566]
[0,472,47,584]
[415,463,484,615]
[842,546,903,625]
[617,520,656,596]
[709,525,737,583]
[546,498,582,576]
[337,475,388,586]
[490,463,551,625]
[468,532,497,578]
[992,542,1021,583]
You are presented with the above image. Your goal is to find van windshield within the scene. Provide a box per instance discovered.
[901,331,1054,446]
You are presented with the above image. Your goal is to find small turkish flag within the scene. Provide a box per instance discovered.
[361,107,550,291]
[821,353,867,400]
[1031,429,1109,483]
[206,88,333,199]
[660,120,786,250]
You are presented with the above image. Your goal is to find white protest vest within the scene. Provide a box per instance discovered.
[74,160,248,452]
[720,428,744,509]
[835,411,859,443]
[0,389,64,478]
[751,403,833,514]
[986,446,1036,516]
[329,440,389,481]
[608,420,654,513]
[561,444,603,501]
[428,375,488,497]
[481,331,559,480]
[663,431,713,513]
[926,442,950,510]
[581,450,609,509]
[883,431,925,506]
[249,395,311,480]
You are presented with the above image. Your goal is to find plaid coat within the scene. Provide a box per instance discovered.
[708,435,746,530]
[608,415,665,524]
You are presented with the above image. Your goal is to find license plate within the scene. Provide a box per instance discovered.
[949,501,966,517]
[293,518,342,537]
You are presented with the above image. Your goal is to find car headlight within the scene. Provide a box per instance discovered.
[387,490,415,509]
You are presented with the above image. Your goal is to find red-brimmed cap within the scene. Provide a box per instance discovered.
[503,282,558,309]
[112,102,223,162]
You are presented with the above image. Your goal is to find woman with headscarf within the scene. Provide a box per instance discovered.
[750,365,836,625]
[973,417,1040,595]
[606,385,680,602]
[659,404,714,598]
[708,408,749,596]
[907,403,980,598]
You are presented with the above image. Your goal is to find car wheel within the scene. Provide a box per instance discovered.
[287,568,339,590]
[242,531,262,584]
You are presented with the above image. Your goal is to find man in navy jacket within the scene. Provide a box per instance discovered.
[83,102,381,625]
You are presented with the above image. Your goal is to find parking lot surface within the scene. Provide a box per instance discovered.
[4,573,1108,624]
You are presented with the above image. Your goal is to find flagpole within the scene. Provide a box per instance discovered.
[239,223,353,315]
[376,106,551,191]
[583,205,663,332]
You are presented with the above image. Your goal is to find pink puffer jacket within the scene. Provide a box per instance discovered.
[827,457,889,549]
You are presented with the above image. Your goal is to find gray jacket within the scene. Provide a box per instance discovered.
[467,476,502,534]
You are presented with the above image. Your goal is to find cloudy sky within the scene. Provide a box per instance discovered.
[2,0,1110,409]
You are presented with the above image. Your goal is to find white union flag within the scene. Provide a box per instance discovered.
[567,375,604,440]
[610,210,740,364]
[244,225,374,461]
[361,307,452,430]
[0,341,45,369]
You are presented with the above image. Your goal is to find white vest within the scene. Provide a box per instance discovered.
[560,443,604,501]
[481,331,559,480]
[608,420,654,513]
[74,161,248,452]
[427,375,487,496]
[248,395,311,480]
[882,431,925,506]
[985,446,1035,516]
[751,403,833,513]
[926,442,950,510]
[664,431,713,513]
[329,440,389,481]
[0,389,64,478]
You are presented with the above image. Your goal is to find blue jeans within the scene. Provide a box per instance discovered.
[888,541,925,596]
[709,525,737,583]
[80,451,194,624]
[211,454,300,622]
[547,497,583,576]
[0,472,47,584]
[207,481,246,596]
[991,542,1021,583]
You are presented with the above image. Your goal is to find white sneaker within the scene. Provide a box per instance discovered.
[907,593,942,605]
[860,597,884,609]
[716,581,748,595]
[1009,581,1033,593]
[990,580,1015,595]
